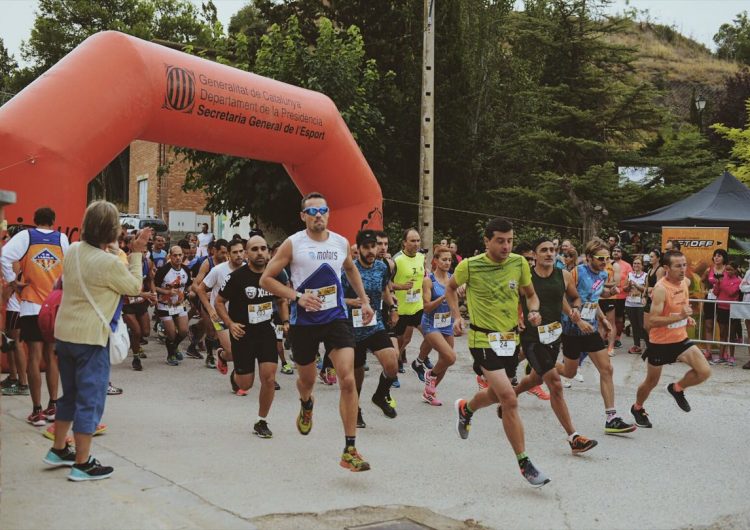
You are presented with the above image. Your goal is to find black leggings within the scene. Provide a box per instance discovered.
[627,306,646,347]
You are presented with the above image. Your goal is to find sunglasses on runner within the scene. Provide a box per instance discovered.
[593,255,608,261]
[302,206,329,216]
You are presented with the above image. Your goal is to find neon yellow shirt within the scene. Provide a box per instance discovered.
[393,251,425,316]
[453,252,531,348]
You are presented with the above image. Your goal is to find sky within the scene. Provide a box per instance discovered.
[1,0,748,67]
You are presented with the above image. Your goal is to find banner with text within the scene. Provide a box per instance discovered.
[662,226,729,296]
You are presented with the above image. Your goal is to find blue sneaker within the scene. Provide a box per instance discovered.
[392,378,401,388]
[68,457,113,482]
[43,444,76,467]
[424,356,434,370]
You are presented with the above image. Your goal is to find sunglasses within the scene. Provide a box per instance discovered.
[593,255,608,261]
[302,206,329,216]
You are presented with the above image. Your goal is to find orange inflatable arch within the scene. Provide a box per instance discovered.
[0,31,383,242]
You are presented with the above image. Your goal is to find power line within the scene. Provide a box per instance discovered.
[383,197,583,232]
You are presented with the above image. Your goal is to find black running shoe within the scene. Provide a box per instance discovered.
[185,343,203,359]
[398,361,405,374]
[357,408,366,428]
[68,457,113,481]
[43,444,77,467]
[667,383,691,412]
[631,405,652,428]
[605,416,637,434]
[411,359,426,382]
[132,356,143,371]
[253,420,273,439]
[274,381,281,391]
[371,393,397,418]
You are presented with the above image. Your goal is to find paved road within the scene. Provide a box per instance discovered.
[2,333,749,529]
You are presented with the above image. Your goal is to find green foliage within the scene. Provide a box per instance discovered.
[0,38,18,92]
[714,11,750,65]
[712,99,750,183]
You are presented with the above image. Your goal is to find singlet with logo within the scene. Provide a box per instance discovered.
[452,252,531,349]
[289,230,349,326]
[649,277,690,344]
[154,264,192,312]
[341,259,389,341]
[19,229,65,305]
[522,267,565,343]
[393,251,425,316]
[562,264,608,336]
[422,272,453,335]
[219,266,285,335]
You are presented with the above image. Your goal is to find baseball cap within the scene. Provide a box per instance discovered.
[356,230,378,247]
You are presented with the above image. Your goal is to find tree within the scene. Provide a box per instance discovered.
[714,11,750,65]
[712,99,750,183]
[0,38,18,94]
[707,68,750,156]
[179,15,393,234]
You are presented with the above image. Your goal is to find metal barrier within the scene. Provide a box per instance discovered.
[689,297,750,349]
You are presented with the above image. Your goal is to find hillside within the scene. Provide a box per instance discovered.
[608,18,741,120]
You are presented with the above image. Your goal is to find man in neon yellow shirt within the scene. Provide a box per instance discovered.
[392,228,426,375]
[448,217,550,487]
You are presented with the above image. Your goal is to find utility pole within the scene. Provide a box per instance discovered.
[418,0,435,252]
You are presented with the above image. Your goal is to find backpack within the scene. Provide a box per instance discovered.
[38,278,63,343]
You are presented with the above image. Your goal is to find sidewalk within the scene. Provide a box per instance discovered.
[2,334,749,529]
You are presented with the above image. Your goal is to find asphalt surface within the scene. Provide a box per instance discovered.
[2,331,750,530]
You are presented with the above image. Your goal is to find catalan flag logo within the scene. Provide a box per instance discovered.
[32,248,60,273]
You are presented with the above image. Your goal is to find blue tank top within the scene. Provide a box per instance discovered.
[562,264,608,335]
[422,272,453,335]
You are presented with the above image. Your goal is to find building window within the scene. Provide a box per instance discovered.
[138,179,148,216]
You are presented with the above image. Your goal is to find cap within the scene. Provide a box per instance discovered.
[356,230,378,247]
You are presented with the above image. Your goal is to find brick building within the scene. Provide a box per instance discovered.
[128,140,212,237]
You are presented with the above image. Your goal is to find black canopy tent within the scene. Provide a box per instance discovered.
[619,172,750,236]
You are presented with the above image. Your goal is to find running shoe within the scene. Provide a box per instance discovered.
[454,399,472,439]
[44,423,107,441]
[340,446,370,472]
[519,459,550,487]
[411,359,426,382]
[371,393,397,418]
[574,372,584,383]
[216,348,228,374]
[709,355,725,365]
[561,378,572,388]
[27,410,46,426]
[132,356,143,371]
[605,416,637,434]
[727,356,737,367]
[326,368,338,385]
[628,346,643,354]
[296,400,313,435]
[0,376,18,389]
[667,383,691,412]
[280,363,294,375]
[631,405,652,428]
[43,404,56,421]
[106,383,123,396]
[424,356,434,370]
[185,343,203,359]
[422,389,442,406]
[615,339,622,348]
[175,351,184,361]
[357,408,366,428]
[253,420,273,439]
[424,369,437,394]
[68,457,113,482]
[527,385,550,400]
[318,369,331,385]
[274,381,281,391]
[167,354,179,366]
[398,361,405,374]
[2,381,30,395]
[205,351,216,369]
[569,434,598,454]
[43,443,77,467]
[391,378,401,389]
[476,375,488,391]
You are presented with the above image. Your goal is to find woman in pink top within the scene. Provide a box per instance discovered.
[712,261,742,366]
[701,249,728,359]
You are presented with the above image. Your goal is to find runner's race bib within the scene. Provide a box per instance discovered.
[305,285,337,311]
[581,302,598,321]
[433,312,451,328]
[247,302,272,324]
[537,321,562,345]
[352,308,376,328]
[488,332,517,357]
[627,292,643,305]
[668,312,688,329]
[406,289,421,304]
[274,324,284,339]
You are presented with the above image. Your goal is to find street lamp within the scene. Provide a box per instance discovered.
[695,94,706,132]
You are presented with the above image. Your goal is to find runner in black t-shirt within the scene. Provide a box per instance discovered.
[215,235,289,439]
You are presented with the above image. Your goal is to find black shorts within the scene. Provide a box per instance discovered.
[392,310,424,336]
[562,333,606,360]
[354,330,393,368]
[599,299,616,313]
[644,339,694,366]
[521,340,561,376]
[290,320,356,366]
[470,346,520,379]
[716,308,730,325]
[703,300,715,320]
[19,315,44,343]
[230,327,278,375]
[123,301,149,316]
[614,299,626,318]
[5,310,20,332]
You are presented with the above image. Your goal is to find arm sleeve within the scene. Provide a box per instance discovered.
[1,230,29,282]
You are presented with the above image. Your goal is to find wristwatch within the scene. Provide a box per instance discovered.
[295,292,302,301]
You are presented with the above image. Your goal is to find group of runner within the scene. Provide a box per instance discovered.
[1,198,714,485]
